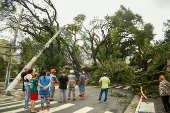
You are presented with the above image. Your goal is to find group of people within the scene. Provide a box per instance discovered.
[21,67,90,112]
[20,66,170,113]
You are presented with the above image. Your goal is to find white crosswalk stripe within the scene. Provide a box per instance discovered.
[0,100,40,110]
[0,100,20,106]
[73,106,94,113]
[2,101,58,113]
[0,97,13,101]
[42,103,75,113]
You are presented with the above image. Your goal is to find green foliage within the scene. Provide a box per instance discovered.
[0,56,7,80]
[93,59,135,84]
[118,100,127,104]
[165,30,170,39]
[109,90,130,99]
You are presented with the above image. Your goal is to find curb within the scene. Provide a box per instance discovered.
[124,94,140,113]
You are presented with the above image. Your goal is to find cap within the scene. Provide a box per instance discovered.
[51,69,56,73]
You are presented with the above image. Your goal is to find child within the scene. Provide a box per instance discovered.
[47,72,51,107]
[30,72,38,113]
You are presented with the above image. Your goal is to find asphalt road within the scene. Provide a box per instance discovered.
[0,83,135,113]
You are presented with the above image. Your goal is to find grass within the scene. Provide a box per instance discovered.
[118,100,127,104]
[109,90,130,99]
[130,104,138,109]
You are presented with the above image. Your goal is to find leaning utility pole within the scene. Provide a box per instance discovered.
[5,9,24,89]
[5,26,65,92]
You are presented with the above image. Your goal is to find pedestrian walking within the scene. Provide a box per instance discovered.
[30,72,38,113]
[50,69,58,101]
[78,71,87,100]
[98,73,110,103]
[159,75,170,113]
[24,69,33,109]
[38,70,51,112]
[58,71,68,103]
[46,72,51,107]
[68,70,76,101]
[21,67,28,98]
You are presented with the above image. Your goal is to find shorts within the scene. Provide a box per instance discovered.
[79,86,85,92]
[30,92,38,100]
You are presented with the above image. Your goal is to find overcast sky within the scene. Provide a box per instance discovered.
[52,0,170,41]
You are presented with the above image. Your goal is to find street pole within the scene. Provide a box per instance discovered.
[5,26,65,92]
[5,8,24,89]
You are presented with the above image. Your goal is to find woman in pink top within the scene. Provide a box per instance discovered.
[24,69,33,109]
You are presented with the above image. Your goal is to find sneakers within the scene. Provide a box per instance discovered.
[50,98,53,100]
[68,98,70,100]
[47,109,50,111]
[73,98,76,101]
[39,109,44,111]
[98,101,106,103]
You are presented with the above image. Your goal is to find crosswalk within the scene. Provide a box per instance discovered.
[0,99,114,113]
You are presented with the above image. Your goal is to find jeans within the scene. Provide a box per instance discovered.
[24,82,30,108]
[98,88,108,102]
[161,95,170,112]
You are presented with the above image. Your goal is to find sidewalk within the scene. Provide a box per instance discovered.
[142,98,163,113]
[124,94,164,113]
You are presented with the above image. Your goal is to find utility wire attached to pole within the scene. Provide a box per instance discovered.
[5,26,65,92]
[5,8,24,89]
